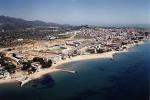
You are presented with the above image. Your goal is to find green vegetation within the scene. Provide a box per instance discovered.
[33,57,44,63]
[0,52,16,74]
[4,63,16,74]
[96,49,104,53]
[121,42,127,45]
[33,57,52,68]
[21,61,32,71]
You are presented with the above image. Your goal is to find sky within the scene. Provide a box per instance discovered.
[0,0,150,25]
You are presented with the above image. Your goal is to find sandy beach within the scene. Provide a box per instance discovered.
[0,41,144,84]
[0,50,123,84]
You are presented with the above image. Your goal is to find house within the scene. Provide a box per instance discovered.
[3,71,11,79]
[0,67,4,74]
[0,68,11,79]
[47,55,62,64]
[61,53,68,60]
[17,38,23,42]
[58,33,71,38]
[47,35,57,40]
[66,41,79,47]
[107,43,122,50]
[10,56,21,65]
[86,47,97,54]
[31,62,42,72]
[12,53,24,59]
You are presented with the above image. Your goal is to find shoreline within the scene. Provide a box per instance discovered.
[0,41,145,85]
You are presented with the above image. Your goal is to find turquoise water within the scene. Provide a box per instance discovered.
[0,41,150,100]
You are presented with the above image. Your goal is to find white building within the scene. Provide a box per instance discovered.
[0,69,11,79]
[48,55,62,64]
[31,62,42,72]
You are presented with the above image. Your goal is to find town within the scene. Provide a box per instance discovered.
[0,25,150,83]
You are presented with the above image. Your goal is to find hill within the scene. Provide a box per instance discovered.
[0,15,63,30]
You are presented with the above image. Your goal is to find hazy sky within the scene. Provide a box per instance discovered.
[0,0,150,25]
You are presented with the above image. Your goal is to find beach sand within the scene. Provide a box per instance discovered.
[0,50,127,84]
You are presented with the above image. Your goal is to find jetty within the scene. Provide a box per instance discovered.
[15,69,76,87]
[60,69,76,73]
[16,77,31,87]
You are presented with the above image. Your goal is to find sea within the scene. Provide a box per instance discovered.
[0,40,150,100]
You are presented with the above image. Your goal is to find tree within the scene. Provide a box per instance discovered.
[21,61,31,71]
[96,49,104,53]
[32,57,53,68]
[33,57,44,63]
[0,52,6,58]
[4,63,16,74]
[41,59,53,68]
[121,42,127,46]
[47,59,52,67]
[12,53,16,57]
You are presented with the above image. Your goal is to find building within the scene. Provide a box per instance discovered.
[47,55,62,64]
[31,62,42,72]
[0,68,11,79]
[86,47,97,54]
[47,35,57,40]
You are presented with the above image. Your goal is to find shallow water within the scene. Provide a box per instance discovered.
[0,41,150,100]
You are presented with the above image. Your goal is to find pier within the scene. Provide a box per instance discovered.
[59,69,76,73]
[16,69,76,87]
[16,77,31,87]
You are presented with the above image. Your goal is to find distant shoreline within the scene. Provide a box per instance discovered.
[0,41,145,85]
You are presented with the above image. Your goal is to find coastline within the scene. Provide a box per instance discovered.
[0,41,145,85]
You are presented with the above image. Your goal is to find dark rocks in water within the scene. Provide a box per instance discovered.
[30,74,55,89]
[39,75,55,89]
[40,75,54,85]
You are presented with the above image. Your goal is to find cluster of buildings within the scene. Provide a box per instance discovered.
[76,28,149,51]
[0,27,149,79]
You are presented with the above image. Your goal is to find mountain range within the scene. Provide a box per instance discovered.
[0,15,67,30]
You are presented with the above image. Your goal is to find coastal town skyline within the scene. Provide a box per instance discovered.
[0,0,150,25]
